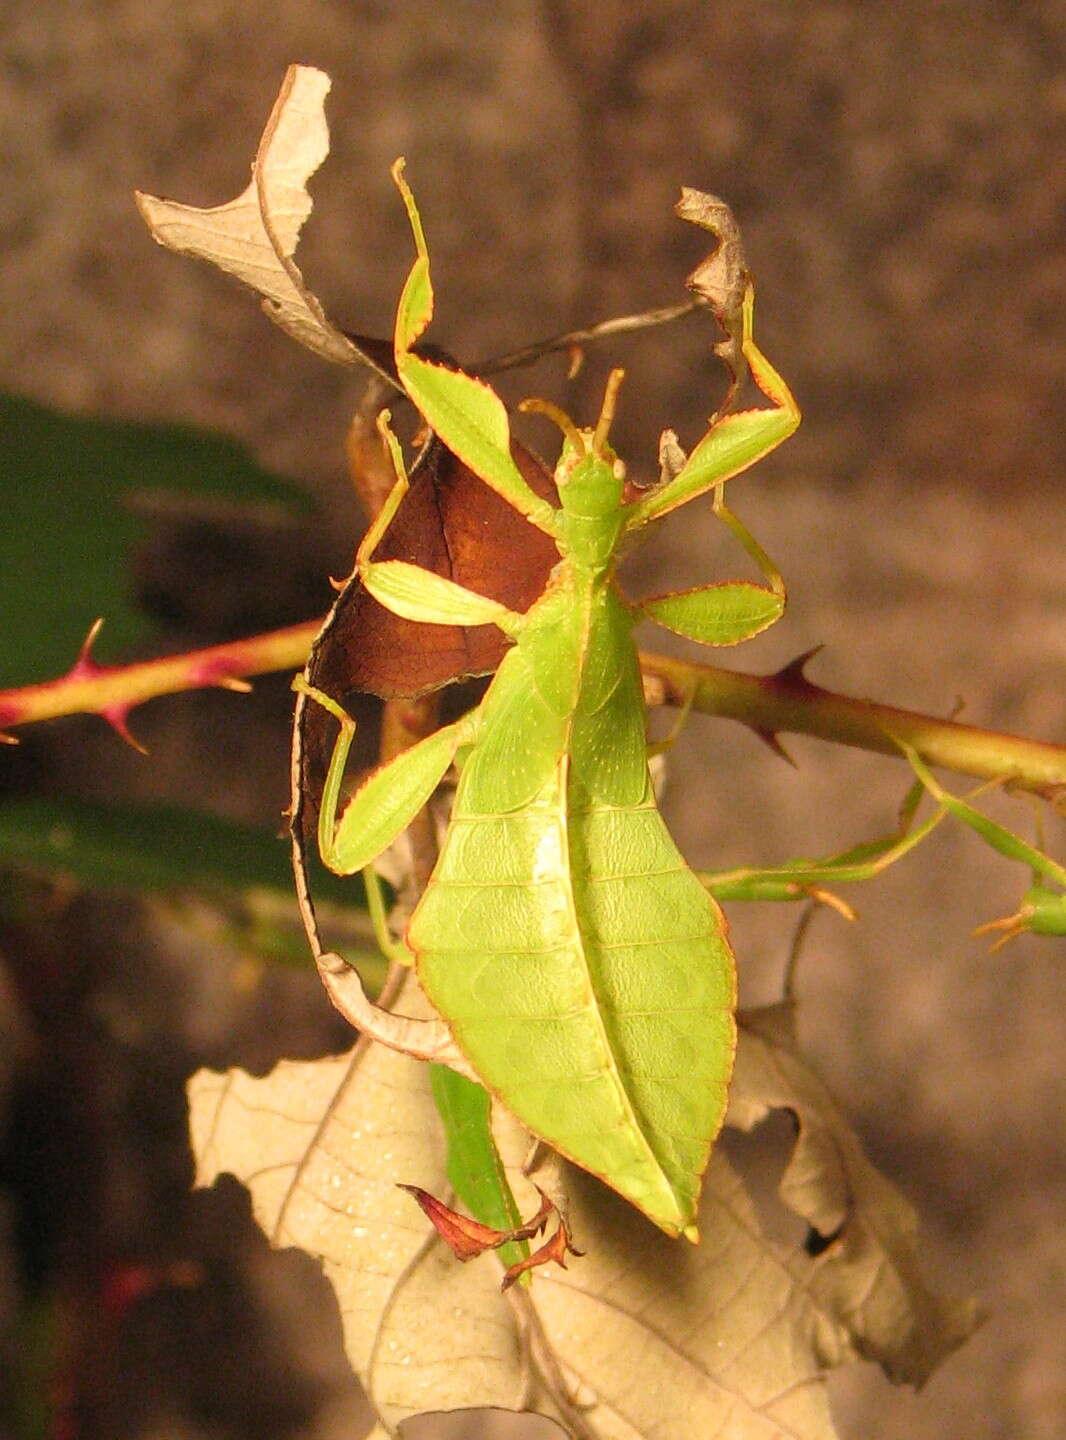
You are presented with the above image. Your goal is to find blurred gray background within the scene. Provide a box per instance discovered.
[1,2,1064,1437]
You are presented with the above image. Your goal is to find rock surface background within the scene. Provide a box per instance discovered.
[1,3,1064,1437]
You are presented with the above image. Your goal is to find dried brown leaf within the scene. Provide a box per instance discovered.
[187,993,976,1437]
[727,1005,982,1385]
[136,65,374,370]
[397,1184,514,1260]
[675,187,749,401]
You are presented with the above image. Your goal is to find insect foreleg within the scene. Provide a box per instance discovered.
[711,485,785,600]
[625,286,800,528]
[699,803,948,907]
[390,161,561,537]
[293,678,475,875]
[635,485,786,649]
[361,557,525,635]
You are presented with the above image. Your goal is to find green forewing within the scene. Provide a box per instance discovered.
[410,756,736,1235]
[570,589,648,807]
[458,644,569,814]
[642,581,784,646]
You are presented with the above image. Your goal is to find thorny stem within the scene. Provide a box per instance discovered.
[3,622,1064,801]
[639,651,1066,802]
[0,621,316,734]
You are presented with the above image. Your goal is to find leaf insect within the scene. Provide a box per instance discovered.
[295,160,799,1239]
[902,744,1066,949]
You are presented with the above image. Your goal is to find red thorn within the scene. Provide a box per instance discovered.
[774,645,824,687]
[68,618,108,680]
[750,727,797,768]
[102,704,149,756]
[1,731,18,745]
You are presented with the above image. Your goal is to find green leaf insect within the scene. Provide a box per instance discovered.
[902,744,1066,948]
[699,778,948,916]
[298,160,799,1239]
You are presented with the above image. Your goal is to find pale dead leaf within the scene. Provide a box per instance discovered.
[188,992,977,1437]
[675,187,748,400]
[190,993,843,1437]
[491,1108,839,1440]
[188,975,551,1436]
[727,1005,982,1385]
[136,65,370,368]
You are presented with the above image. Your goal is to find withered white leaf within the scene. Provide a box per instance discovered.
[190,998,836,1435]
[188,976,541,1437]
[493,1109,840,1440]
[188,989,977,1437]
[727,1004,982,1386]
[675,186,748,398]
[136,65,366,367]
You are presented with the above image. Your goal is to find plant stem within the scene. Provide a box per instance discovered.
[642,652,1066,800]
[3,624,1064,798]
[0,620,320,734]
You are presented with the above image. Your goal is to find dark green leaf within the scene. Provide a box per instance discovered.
[0,794,360,908]
[0,393,309,686]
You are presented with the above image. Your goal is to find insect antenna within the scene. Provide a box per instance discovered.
[592,367,625,456]
[518,395,586,455]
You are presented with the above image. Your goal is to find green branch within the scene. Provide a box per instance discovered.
[641,651,1066,801]
[3,621,1064,799]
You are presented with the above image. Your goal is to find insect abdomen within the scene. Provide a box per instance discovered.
[409,775,736,1235]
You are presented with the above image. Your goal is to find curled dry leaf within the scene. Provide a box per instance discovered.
[675,187,749,405]
[499,1216,584,1293]
[396,1183,521,1261]
[136,65,391,374]
[727,1005,982,1386]
[399,1180,577,1290]
[187,983,974,1438]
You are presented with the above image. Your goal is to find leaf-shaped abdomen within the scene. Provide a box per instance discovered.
[409,766,736,1237]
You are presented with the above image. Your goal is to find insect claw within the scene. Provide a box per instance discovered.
[973,909,1024,951]
[806,887,857,922]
